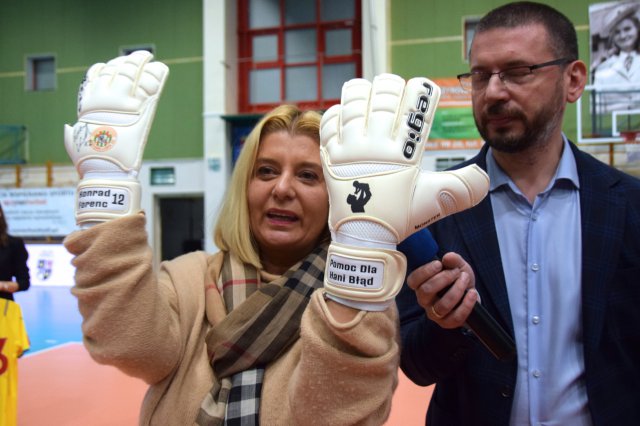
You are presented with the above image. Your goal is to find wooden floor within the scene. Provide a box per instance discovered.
[18,342,432,425]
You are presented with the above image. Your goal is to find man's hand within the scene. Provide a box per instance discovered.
[64,50,169,226]
[407,252,479,328]
[320,74,489,311]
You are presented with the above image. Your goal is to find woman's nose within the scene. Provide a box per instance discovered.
[272,174,295,199]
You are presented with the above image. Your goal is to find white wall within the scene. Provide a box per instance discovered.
[202,0,236,254]
[362,0,390,79]
[138,158,205,265]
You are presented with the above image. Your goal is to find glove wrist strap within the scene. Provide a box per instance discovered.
[323,291,392,312]
[324,241,406,306]
[75,178,141,225]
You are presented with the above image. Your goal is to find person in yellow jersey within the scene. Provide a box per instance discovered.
[0,299,30,426]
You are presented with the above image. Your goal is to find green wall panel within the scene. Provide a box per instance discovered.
[390,0,599,144]
[392,43,467,80]
[0,0,203,165]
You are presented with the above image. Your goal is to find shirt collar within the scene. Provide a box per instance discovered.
[486,134,580,193]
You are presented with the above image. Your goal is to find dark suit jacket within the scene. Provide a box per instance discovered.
[0,235,30,301]
[397,142,640,425]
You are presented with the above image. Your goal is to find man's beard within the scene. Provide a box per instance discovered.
[474,87,564,154]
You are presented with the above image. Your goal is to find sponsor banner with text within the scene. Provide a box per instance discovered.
[0,187,76,237]
[429,78,484,151]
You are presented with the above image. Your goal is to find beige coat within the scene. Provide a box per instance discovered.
[64,214,400,425]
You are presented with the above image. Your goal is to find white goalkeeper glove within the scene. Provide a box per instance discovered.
[320,73,489,311]
[64,50,169,227]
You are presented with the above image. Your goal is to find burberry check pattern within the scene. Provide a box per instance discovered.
[196,243,327,425]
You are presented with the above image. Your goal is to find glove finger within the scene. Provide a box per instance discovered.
[395,77,441,164]
[365,73,405,143]
[137,62,169,97]
[124,51,156,94]
[77,63,103,115]
[340,78,371,149]
[127,50,154,65]
[81,58,127,113]
[86,62,106,81]
[320,104,342,149]
[79,52,165,116]
[112,54,152,97]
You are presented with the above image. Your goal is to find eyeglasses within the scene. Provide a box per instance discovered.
[456,58,574,92]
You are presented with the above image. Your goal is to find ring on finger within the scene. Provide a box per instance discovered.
[430,304,444,319]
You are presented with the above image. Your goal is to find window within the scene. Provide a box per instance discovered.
[120,45,155,56]
[463,17,481,61]
[150,167,176,185]
[26,55,56,91]
[238,0,362,113]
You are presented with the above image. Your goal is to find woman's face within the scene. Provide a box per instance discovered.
[613,17,639,53]
[247,130,328,271]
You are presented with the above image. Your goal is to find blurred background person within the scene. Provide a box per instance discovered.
[593,2,640,114]
[0,203,31,300]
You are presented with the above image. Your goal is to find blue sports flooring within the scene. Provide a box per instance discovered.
[14,285,83,354]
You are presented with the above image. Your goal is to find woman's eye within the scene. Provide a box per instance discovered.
[256,166,277,177]
[299,170,319,181]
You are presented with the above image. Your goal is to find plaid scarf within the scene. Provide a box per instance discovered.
[196,243,327,425]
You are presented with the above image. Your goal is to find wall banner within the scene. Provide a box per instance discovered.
[0,187,76,237]
[429,78,484,150]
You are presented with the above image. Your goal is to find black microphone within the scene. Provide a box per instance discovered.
[398,229,516,362]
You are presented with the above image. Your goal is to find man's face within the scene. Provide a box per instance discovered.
[469,24,567,153]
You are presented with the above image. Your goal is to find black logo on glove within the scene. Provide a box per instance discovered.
[403,81,435,159]
[347,181,372,213]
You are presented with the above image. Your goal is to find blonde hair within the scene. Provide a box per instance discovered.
[214,104,323,268]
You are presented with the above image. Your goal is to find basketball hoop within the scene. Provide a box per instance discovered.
[621,130,640,168]
[620,130,639,142]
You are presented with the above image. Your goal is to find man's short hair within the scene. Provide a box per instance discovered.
[475,1,578,60]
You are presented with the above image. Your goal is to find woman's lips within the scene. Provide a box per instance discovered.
[266,209,298,224]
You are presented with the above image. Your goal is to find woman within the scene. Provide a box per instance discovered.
[0,204,30,300]
[64,104,399,425]
[593,6,640,113]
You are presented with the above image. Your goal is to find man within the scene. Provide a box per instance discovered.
[397,2,640,425]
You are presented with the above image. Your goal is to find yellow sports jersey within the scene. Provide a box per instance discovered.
[0,299,30,426]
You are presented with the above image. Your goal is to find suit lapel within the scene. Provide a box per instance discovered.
[572,144,624,352]
[453,147,514,333]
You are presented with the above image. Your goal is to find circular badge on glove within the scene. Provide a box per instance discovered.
[89,126,118,152]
